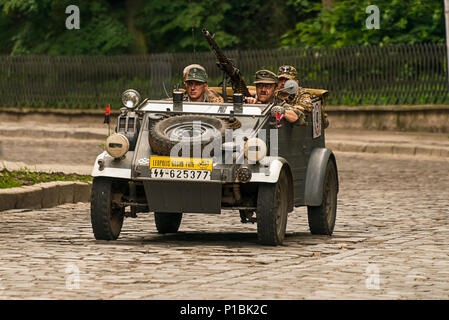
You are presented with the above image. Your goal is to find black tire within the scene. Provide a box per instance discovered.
[256,169,289,245]
[307,160,338,235]
[149,115,227,156]
[239,210,255,223]
[154,212,183,234]
[90,177,125,240]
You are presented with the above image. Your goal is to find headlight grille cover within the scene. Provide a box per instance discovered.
[105,134,129,158]
[244,138,267,162]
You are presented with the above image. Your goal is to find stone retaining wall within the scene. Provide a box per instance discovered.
[326,105,449,133]
[2,105,449,132]
[0,181,92,211]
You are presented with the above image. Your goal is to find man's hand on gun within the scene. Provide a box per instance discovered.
[284,109,299,123]
[245,96,258,104]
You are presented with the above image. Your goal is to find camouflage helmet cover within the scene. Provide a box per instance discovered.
[277,65,298,80]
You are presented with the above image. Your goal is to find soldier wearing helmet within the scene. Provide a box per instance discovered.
[182,64,224,103]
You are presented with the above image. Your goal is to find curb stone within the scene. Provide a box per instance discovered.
[327,142,449,158]
[0,181,92,212]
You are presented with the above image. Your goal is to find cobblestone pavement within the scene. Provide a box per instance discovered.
[0,152,448,299]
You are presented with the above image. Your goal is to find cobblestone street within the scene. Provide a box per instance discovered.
[1,151,449,299]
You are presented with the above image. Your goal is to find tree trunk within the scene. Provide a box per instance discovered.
[322,0,335,10]
[126,0,147,54]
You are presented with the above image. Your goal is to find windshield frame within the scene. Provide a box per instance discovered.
[139,100,270,117]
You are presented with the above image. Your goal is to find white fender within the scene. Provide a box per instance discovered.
[248,157,287,183]
[91,151,132,179]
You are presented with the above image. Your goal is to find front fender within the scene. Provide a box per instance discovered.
[249,157,288,183]
[304,148,338,206]
[91,151,133,179]
[249,157,294,212]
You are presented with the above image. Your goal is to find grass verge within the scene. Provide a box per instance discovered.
[0,168,92,189]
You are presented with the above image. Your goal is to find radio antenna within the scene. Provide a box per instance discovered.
[162,81,170,98]
[190,0,196,59]
[192,26,196,59]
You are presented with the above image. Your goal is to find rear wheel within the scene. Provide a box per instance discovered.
[307,160,338,235]
[256,169,289,245]
[154,212,183,234]
[90,177,125,240]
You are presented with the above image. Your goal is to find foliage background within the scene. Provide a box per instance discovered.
[0,0,445,55]
[0,0,447,107]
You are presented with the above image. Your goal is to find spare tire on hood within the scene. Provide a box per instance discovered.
[149,115,228,157]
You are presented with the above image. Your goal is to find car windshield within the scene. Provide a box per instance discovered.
[140,100,264,116]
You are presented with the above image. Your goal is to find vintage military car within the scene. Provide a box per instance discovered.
[90,84,338,245]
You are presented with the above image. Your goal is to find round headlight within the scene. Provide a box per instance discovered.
[244,138,267,162]
[105,134,129,158]
[122,89,141,109]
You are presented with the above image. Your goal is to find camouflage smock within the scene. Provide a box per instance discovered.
[275,88,329,129]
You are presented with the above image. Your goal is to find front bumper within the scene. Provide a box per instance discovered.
[143,180,222,213]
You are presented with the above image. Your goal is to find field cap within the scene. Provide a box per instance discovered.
[184,64,207,83]
[254,70,278,84]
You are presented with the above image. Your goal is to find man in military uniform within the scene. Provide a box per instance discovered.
[276,65,329,128]
[183,64,224,103]
[245,69,303,124]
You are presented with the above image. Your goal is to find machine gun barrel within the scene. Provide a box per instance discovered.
[202,29,251,97]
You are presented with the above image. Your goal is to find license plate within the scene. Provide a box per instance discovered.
[149,156,212,180]
[150,168,210,180]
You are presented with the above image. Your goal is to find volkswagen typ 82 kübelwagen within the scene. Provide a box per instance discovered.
[90,85,338,245]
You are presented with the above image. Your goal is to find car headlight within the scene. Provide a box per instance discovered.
[105,134,129,158]
[244,138,267,162]
[122,89,141,109]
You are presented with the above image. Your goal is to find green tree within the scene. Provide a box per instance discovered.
[135,0,238,53]
[0,0,445,55]
[135,0,303,53]
[281,0,445,48]
[0,0,133,55]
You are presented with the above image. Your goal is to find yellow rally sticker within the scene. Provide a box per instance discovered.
[150,157,213,171]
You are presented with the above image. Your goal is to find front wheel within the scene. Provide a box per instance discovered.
[90,177,125,240]
[307,160,338,235]
[154,213,183,234]
[256,169,289,245]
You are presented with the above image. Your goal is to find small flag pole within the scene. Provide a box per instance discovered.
[104,104,111,136]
